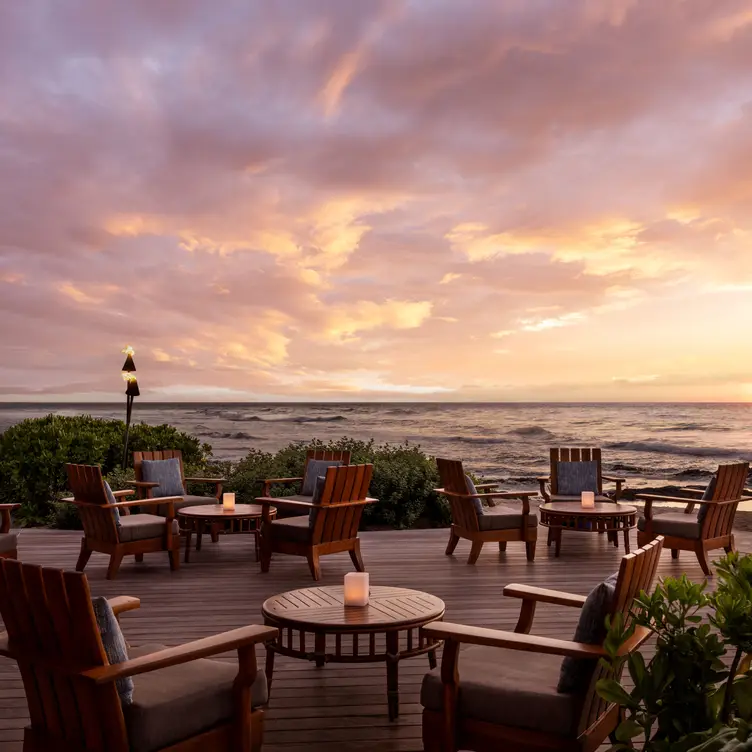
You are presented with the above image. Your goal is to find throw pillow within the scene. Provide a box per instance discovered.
[91,596,133,705]
[140,458,184,498]
[301,459,342,496]
[557,461,599,496]
[697,474,717,525]
[309,474,327,529]
[465,475,484,516]
[557,572,619,694]
[104,481,121,527]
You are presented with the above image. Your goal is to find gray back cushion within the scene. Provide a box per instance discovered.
[104,481,121,527]
[697,474,717,525]
[92,596,133,704]
[302,459,342,496]
[309,474,327,529]
[557,572,619,694]
[557,461,599,495]
[465,475,484,516]
[140,458,184,498]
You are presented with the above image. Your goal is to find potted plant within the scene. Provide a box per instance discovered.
[597,552,752,751]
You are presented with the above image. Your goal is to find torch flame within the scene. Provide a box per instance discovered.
[122,373,138,383]
[122,345,135,356]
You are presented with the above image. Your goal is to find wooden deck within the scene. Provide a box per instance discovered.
[2,526,749,752]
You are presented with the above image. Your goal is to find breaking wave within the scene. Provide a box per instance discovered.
[606,440,750,460]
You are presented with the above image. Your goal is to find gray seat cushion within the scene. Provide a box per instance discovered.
[478,507,538,532]
[0,532,18,554]
[140,458,185,497]
[271,514,312,543]
[465,475,484,516]
[638,512,701,539]
[118,515,178,543]
[124,643,268,752]
[92,596,133,704]
[302,459,343,496]
[557,461,599,495]
[421,645,578,736]
[696,475,717,525]
[155,494,214,518]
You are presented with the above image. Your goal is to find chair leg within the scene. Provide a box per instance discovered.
[525,540,536,561]
[724,535,736,554]
[76,539,92,572]
[106,552,124,580]
[467,541,483,565]
[445,530,460,556]
[547,527,552,546]
[306,549,322,581]
[498,541,507,552]
[671,548,679,559]
[169,546,180,571]
[260,537,271,573]
[135,553,144,563]
[349,539,365,572]
[695,545,711,577]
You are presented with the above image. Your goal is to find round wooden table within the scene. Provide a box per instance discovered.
[177,504,277,563]
[262,585,445,721]
[539,502,637,556]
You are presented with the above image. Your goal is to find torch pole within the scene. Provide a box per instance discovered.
[122,393,134,469]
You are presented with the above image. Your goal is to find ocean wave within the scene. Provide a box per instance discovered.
[202,430,261,441]
[453,436,510,445]
[606,440,750,460]
[673,468,714,479]
[505,426,556,440]
[203,411,347,424]
[655,423,729,433]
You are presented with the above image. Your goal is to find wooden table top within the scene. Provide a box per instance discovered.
[540,501,637,516]
[262,586,445,630]
[176,503,272,519]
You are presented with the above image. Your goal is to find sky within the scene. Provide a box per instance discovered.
[1,0,751,403]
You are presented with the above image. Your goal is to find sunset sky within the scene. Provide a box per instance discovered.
[1,0,751,402]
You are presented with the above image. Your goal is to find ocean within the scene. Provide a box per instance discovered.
[1,403,750,492]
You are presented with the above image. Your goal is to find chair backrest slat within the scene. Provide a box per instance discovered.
[0,560,128,751]
[578,537,663,734]
[436,458,481,532]
[313,464,372,544]
[66,465,120,544]
[550,447,603,495]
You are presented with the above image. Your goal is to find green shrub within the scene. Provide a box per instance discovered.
[226,437,443,529]
[0,414,212,526]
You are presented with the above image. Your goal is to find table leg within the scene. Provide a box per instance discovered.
[265,644,276,694]
[314,632,326,668]
[428,647,437,670]
[196,520,204,551]
[554,527,562,557]
[184,521,193,564]
[624,528,630,554]
[386,630,400,721]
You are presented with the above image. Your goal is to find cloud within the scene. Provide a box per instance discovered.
[1,0,751,401]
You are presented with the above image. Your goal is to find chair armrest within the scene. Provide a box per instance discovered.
[474,482,499,490]
[264,477,304,485]
[112,489,135,499]
[0,504,21,510]
[636,493,704,503]
[184,477,226,484]
[128,481,160,488]
[81,625,280,684]
[108,596,141,617]
[503,584,588,609]
[255,496,314,509]
[536,476,551,483]
[602,475,626,484]
[436,489,537,500]
[422,621,606,659]
[106,496,183,509]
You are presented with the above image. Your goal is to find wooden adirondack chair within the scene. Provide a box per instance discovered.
[261,449,352,496]
[0,503,20,559]
[420,537,664,752]
[65,464,182,579]
[637,461,750,575]
[256,463,375,580]
[0,558,278,752]
[436,458,539,564]
[538,447,626,502]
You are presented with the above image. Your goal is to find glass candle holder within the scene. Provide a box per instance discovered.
[222,492,236,511]
[581,491,595,509]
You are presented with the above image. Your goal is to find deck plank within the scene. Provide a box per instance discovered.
[1,526,748,751]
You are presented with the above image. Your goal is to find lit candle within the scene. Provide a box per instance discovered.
[581,491,595,508]
[344,572,369,607]
[223,493,236,512]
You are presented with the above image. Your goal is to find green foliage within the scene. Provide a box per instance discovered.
[0,414,212,526]
[597,554,752,752]
[226,437,443,528]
